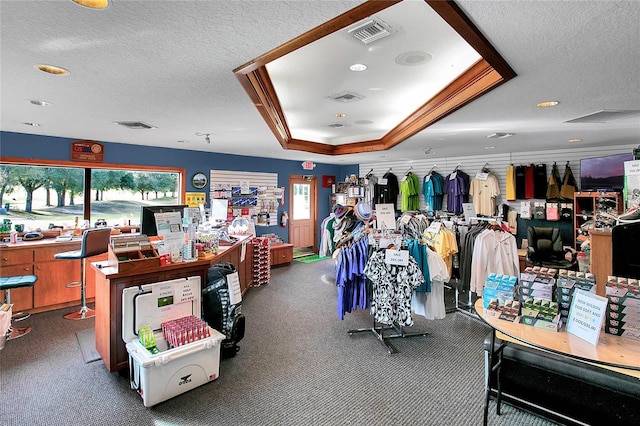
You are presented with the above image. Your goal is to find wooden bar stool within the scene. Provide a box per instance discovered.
[0,275,38,340]
[55,228,111,320]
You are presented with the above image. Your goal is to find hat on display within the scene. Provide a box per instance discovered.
[355,201,373,222]
[333,204,349,220]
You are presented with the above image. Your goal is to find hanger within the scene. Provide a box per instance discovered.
[405,166,413,175]
[428,164,438,174]
[482,162,490,173]
[453,162,462,172]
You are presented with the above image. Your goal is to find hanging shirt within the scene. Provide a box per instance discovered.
[515,165,526,200]
[469,173,500,216]
[411,247,449,320]
[506,165,516,201]
[364,249,424,326]
[525,164,535,199]
[469,229,519,295]
[400,172,420,212]
[534,164,547,199]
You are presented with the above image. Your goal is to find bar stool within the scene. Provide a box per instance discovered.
[55,228,111,320]
[0,275,38,340]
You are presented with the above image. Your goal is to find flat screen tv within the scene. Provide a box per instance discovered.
[579,152,633,192]
[140,204,187,237]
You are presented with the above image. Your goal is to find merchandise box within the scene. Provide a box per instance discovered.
[519,314,562,331]
[519,280,554,291]
[123,276,225,407]
[604,325,640,340]
[484,298,520,322]
[519,286,553,298]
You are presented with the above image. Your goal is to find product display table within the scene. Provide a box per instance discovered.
[474,299,640,425]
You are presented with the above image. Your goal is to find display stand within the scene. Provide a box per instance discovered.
[347,317,429,354]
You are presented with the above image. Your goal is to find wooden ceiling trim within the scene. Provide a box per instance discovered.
[233,0,516,157]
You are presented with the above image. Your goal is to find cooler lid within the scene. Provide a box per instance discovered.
[122,276,202,343]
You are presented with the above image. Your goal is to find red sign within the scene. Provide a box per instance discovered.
[301,161,316,170]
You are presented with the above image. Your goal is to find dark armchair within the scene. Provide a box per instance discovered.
[526,226,577,270]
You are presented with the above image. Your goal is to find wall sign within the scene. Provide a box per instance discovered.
[301,161,316,170]
[70,140,104,162]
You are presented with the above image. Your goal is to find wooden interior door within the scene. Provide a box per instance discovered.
[289,175,317,251]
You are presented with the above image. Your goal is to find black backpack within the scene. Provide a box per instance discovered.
[202,262,246,358]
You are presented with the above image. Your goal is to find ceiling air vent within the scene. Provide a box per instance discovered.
[114,121,157,129]
[327,123,349,129]
[328,91,364,103]
[347,18,393,44]
[564,110,640,124]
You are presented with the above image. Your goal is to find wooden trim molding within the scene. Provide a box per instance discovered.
[234,0,516,156]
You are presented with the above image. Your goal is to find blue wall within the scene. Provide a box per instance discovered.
[0,131,358,246]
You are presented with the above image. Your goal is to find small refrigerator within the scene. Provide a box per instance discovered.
[123,276,225,407]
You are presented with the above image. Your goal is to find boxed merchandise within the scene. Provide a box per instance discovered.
[483,274,517,308]
[519,297,562,331]
[485,298,520,322]
[604,275,640,340]
[122,276,225,407]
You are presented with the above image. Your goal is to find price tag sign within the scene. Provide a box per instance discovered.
[226,272,242,305]
[375,204,396,230]
[427,221,442,233]
[378,177,388,185]
[475,172,489,181]
[385,249,409,266]
[566,289,607,345]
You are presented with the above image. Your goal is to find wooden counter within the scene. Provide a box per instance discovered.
[94,237,253,372]
[0,237,106,314]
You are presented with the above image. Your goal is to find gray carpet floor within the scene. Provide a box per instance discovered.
[0,259,558,426]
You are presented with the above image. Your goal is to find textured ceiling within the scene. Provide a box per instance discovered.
[1,0,639,165]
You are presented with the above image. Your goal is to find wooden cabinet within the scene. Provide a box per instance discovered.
[0,247,34,311]
[0,240,110,313]
[270,243,293,267]
[589,229,613,296]
[573,192,623,250]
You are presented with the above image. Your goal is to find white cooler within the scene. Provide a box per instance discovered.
[123,276,225,407]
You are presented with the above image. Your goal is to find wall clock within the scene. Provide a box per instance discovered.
[191,172,208,189]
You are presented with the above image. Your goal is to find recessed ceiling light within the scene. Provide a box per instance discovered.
[537,101,560,108]
[23,122,41,127]
[568,138,582,143]
[349,63,367,72]
[177,140,187,144]
[484,146,495,150]
[335,113,346,118]
[72,0,109,9]
[36,64,69,76]
[29,100,52,106]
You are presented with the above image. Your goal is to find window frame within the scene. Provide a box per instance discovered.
[0,155,186,222]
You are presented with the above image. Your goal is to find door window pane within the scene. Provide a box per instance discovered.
[293,183,310,220]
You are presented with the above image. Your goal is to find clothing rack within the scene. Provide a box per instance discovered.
[347,233,430,353]
[347,319,429,354]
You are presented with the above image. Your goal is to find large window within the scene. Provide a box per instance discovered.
[0,162,182,233]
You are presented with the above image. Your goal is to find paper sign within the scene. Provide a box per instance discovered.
[385,249,409,266]
[566,289,607,345]
[375,204,396,230]
[226,271,242,305]
[475,172,489,181]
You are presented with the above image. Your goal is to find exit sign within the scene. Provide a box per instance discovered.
[301,161,316,170]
